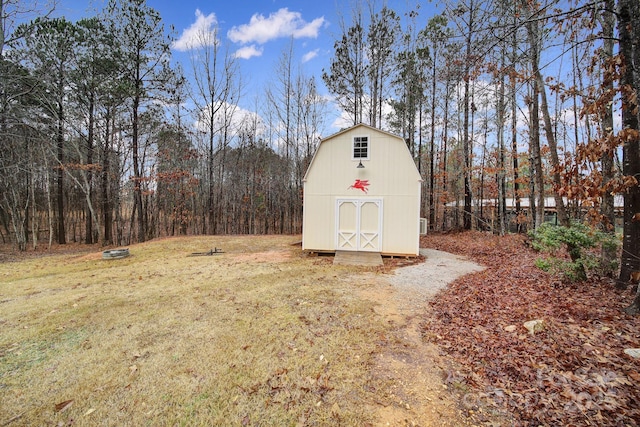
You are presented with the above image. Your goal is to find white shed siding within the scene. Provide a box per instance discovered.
[382,195,420,254]
[302,124,421,256]
[301,195,334,251]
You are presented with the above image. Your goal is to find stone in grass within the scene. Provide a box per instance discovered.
[523,319,544,335]
[624,348,640,359]
[504,325,517,333]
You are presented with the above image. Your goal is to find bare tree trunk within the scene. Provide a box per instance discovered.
[462,5,473,230]
[441,78,451,231]
[30,153,38,249]
[429,53,437,230]
[101,112,113,246]
[523,9,545,229]
[618,0,640,313]
[42,145,54,249]
[496,69,507,236]
[535,68,569,226]
[85,94,95,244]
[132,76,145,242]
[479,114,488,226]
[510,14,522,232]
[599,0,617,276]
[56,97,66,244]
[528,86,544,229]
[7,187,27,251]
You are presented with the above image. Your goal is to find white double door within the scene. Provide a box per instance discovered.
[336,198,383,252]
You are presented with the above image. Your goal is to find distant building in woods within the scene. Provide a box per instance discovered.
[445,196,624,231]
[302,123,422,256]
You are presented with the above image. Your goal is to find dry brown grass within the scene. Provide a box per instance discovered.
[0,236,390,426]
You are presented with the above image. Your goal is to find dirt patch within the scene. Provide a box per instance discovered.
[77,252,107,261]
[357,249,486,426]
[233,250,293,263]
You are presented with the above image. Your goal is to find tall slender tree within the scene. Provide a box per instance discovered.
[186,18,240,234]
[68,17,122,245]
[17,17,80,244]
[422,15,450,230]
[366,6,399,128]
[322,15,366,126]
[597,0,617,275]
[105,0,173,242]
[618,0,640,312]
[447,0,487,229]
[520,2,546,229]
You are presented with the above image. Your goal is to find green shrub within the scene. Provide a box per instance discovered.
[534,257,552,272]
[528,222,618,282]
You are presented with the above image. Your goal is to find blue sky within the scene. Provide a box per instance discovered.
[43,1,622,154]
[56,0,339,73]
[52,0,441,131]
[167,2,332,92]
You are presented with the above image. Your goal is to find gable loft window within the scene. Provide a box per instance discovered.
[353,136,369,160]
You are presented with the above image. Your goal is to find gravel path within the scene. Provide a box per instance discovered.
[386,248,485,300]
[365,248,486,426]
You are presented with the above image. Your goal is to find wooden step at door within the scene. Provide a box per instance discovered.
[333,251,383,266]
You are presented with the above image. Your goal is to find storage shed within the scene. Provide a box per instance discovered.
[302,123,422,257]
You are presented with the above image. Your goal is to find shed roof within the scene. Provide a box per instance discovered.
[320,122,405,143]
[303,123,413,182]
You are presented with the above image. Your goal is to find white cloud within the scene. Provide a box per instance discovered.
[234,44,263,59]
[327,94,395,133]
[172,9,218,51]
[194,101,266,142]
[331,109,352,131]
[302,49,319,63]
[227,8,325,45]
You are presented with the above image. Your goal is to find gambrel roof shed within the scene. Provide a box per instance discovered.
[302,123,422,256]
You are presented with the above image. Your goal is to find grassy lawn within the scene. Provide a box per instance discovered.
[0,236,390,426]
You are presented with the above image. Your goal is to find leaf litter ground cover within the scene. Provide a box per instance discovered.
[421,231,640,426]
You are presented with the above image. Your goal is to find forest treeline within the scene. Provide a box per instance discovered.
[1,0,325,248]
[0,0,638,286]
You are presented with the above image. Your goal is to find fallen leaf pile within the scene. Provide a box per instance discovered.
[421,231,640,426]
